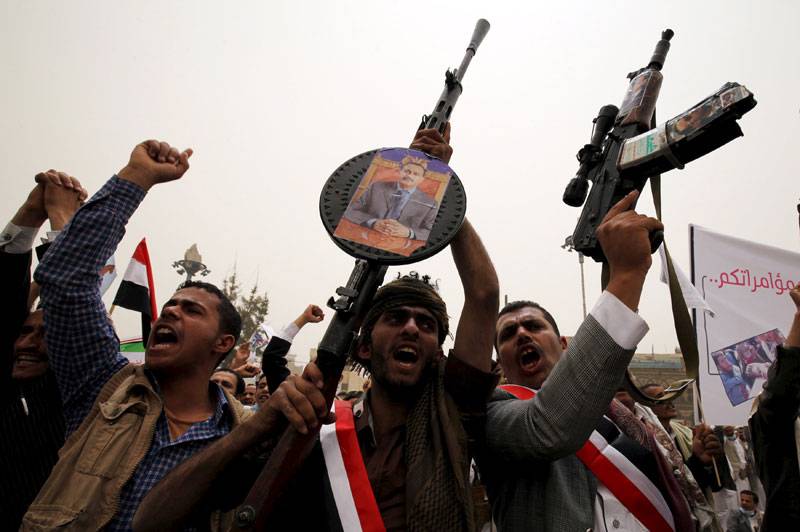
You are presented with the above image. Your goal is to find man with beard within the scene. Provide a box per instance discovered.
[1,171,85,528]
[481,191,694,531]
[133,127,500,531]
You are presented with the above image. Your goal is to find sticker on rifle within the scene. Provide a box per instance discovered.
[618,71,656,117]
[618,124,668,169]
[719,85,749,109]
[666,94,724,142]
[334,148,452,257]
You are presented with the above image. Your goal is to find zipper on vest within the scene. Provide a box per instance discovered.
[100,407,160,529]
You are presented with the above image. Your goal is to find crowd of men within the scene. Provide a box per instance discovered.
[1,128,798,532]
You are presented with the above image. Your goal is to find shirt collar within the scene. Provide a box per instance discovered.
[394,183,415,195]
[147,369,232,427]
[353,393,374,446]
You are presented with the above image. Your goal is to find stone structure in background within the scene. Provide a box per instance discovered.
[629,349,695,424]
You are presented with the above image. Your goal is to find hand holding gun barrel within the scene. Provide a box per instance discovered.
[564,29,756,263]
[231,19,490,531]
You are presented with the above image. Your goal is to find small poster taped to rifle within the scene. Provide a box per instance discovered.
[334,148,452,257]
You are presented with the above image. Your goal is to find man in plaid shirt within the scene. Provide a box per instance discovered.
[24,140,253,530]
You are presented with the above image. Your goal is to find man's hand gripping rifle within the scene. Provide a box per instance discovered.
[562,29,756,406]
[564,29,756,263]
[232,19,489,531]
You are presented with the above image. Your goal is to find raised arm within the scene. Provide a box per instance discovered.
[752,286,800,423]
[749,286,800,526]
[35,141,191,433]
[262,304,325,393]
[449,219,498,372]
[1,182,48,381]
[1,172,87,382]
[487,191,657,462]
[407,125,498,372]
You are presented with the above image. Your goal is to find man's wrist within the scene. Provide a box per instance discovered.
[785,312,800,348]
[47,209,73,230]
[604,270,647,311]
[117,166,152,192]
[12,204,47,228]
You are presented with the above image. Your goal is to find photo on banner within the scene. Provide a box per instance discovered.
[334,148,451,257]
[691,224,799,426]
[709,329,784,406]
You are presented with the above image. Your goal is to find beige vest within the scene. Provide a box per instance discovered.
[22,364,251,531]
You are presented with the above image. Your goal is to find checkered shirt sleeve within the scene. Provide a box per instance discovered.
[35,175,146,434]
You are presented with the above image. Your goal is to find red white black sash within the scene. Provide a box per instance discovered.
[319,399,386,532]
[499,384,676,532]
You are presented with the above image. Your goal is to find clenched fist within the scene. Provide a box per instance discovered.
[118,139,193,191]
[597,190,664,311]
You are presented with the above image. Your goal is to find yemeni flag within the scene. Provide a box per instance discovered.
[112,238,158,345]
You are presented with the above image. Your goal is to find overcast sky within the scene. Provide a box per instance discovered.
[3,1,798,363]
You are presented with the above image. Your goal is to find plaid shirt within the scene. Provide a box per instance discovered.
[35,176,232,531]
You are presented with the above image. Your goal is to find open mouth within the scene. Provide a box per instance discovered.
[14,353,45,365]
[151,326,179,349]
[393,346,419,367]
[519,345,541,372]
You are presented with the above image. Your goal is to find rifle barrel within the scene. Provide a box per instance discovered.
[647,28,674,71]
[457,19,491,82]
[423,19,490,133]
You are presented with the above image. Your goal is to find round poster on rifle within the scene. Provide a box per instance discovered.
[320,148,466,265]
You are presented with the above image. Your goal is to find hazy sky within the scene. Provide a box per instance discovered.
[3,1,798,363]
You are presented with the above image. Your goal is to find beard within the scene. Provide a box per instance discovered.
[369,350,435,402]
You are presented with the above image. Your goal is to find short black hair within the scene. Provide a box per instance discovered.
[213,368,245,396]
[741,490,758,504]
[177,280,242,362]
[498,300,561,338]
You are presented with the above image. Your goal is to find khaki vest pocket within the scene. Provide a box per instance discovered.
[75,414,142,478]
[21,504,80,530]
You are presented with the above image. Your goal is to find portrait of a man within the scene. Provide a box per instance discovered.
[344,154,437,240]
[334,148,451,256]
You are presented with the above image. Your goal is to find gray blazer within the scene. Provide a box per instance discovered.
[479,314,636,531]
[343,181,438,241]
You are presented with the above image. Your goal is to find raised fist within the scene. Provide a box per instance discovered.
[118,139,193,191]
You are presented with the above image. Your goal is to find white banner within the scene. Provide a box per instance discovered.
[691,225,799,426]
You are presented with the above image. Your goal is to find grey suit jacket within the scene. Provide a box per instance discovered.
[478,314,636,531]
[343,181,438,241]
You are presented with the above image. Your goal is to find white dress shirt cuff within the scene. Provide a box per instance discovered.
[589,290,649,350]
[274,322,300,342]
[43,230,61,244]
[0,223,39,254]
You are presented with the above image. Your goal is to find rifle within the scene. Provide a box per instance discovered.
[233,20,489,530]
[563,29,756,262]
[562,30,756,406]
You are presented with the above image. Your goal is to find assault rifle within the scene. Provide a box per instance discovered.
[563,29,756,262]
[563,30,756,407]
[232,20,489,530]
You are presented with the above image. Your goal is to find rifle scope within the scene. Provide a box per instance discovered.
[563,104,619,207]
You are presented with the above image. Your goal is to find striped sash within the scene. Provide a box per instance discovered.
[319,400,386,532]
[499,384,676,532]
